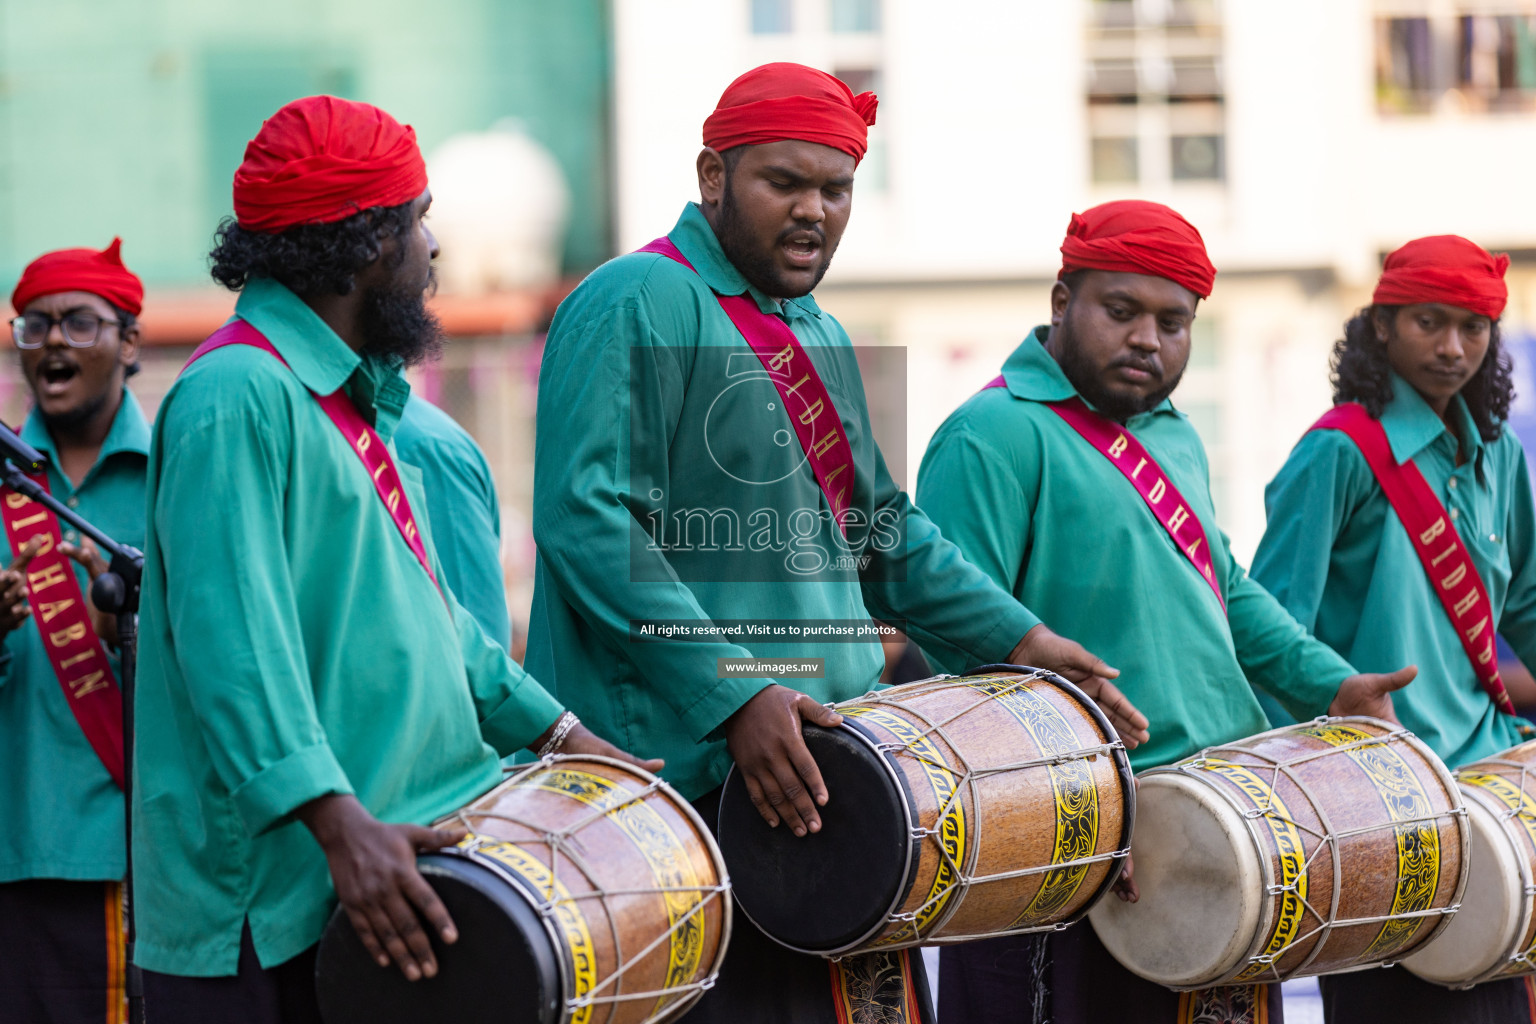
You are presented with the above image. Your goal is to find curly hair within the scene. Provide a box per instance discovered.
[208,202,413,296]
[1332,305,1514,442]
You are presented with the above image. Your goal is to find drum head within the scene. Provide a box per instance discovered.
[315,852,562,1024]
[1090,772,1263,988]
[718,721,916,953]
[1404,797,1526,986]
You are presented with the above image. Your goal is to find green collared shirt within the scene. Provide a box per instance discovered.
[135,278,563,976]
[0,390,148,883]
[916,329,1355,772]
[396,396,510,650]
[1251,375,1536,765]
[525,203,1038,799]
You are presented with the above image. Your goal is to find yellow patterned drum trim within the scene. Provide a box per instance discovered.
[521,768,706,1016]
[466,839,600,1024]
[1194,758,1309,982]
[1459,770,1536,975]
[961,676,1102,927]
[840,705,966,942]
[1302,724,1441,959]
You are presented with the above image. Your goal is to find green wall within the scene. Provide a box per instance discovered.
[0,0,612,287]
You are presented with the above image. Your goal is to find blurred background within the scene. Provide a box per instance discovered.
[5,0,1536,662]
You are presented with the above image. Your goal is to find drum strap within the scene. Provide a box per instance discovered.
[1,469,124,788]
[828,948,924,1024]
[183,319,443,601]
[1310,402,1515,715]
[637,236,857,536]
[983,377,1226,612]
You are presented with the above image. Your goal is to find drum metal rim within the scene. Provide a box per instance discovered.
[452,753,736,1022]
[720,718,920,958]
[963,664,1136,926]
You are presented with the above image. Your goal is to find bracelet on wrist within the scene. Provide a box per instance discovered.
[537,711,580,758]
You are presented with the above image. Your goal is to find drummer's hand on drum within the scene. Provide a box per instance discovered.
[1329,665,1417,725]
[1007,623,1150,748]
[724,684,844,838]
[554,721,665,773]
[298,794,468,983]
[1111,851,1139,903]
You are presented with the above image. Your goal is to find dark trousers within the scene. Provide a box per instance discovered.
[940,924,1283,1024]
[141,922,320,1024]
[0,879,125,1024]
[680,787,935,1024]
[1320,966,1536,1024]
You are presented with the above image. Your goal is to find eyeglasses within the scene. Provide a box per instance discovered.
[10,311,126,349]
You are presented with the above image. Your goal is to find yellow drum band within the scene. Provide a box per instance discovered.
[840,704,967,941]
[1457,769,1536,975]
[1301,724,1441,960]
[464,838,601,1024]
[521,768,707,1017]
[961,676,1102,927]
[1193,758,1310,982]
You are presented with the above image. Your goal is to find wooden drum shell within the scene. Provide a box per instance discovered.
[842,671,1131,947]
[1092,717,1467,989]
[440,757,731,1024]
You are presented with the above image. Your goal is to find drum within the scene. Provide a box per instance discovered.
[1403,739,1536,988]
[718,666,1134,956]
[316,755,731,1024]
[1090,717,1467,989]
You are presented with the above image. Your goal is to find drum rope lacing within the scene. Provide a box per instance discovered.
[450,755,732,1023]
[845,671,1133,949]
[1162,722,1467,986]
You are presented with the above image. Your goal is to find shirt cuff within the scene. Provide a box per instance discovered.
[969,603,1042,668]
[230,742,353,836]
[480,680,566,757]
[1273,647,1356,721]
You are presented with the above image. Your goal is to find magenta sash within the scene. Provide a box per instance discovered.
[638,237,857,535]
[1311,403,1514,715]
[1,473,123,788]
[185,320,442,597]
[985,376,1226,611]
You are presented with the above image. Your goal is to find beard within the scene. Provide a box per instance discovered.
[38,388,111,433]
[715,178,836,299]
[1054,302,1184,422]
[358,267,445,367]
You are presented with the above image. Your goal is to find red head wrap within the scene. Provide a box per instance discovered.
[1373,235,1509,319]
[1059,199,1217,299]
[232,95,428,233]
[702,63,878,163]
[11,238,143,317]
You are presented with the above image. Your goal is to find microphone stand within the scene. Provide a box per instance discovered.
[0,459,146,1024]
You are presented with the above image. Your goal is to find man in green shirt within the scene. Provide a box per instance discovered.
[1252,235,1536,1023]
[135,96,651,1024]
[527,62,1145,1024]
[396,395,512,650]
[916,200,1412,1024]
[0,239,147,1024]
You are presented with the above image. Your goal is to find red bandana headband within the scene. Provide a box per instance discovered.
[1373,235,1509,320]
[1059,199,1216,300]
[233,95,428,233]
[11,238,144,316]
[703,63,878,163]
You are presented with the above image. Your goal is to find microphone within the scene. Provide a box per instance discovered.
[0,423,45,472]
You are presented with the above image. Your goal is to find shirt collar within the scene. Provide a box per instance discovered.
[667,203,823,322]
[1380,370,1486,466]
[21,386,151,466]
[998,326,1179,421]
[234,277,362,396]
